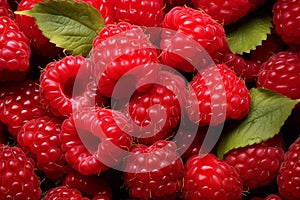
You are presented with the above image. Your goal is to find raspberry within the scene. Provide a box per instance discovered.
[124,140,184,199]
[160,6,228,72]
[273,0,300,46]
[95,0,115,24]
[122,70,186,145]
[114,0,164,27]
[17,115,72,181]
[40,55,106,117]
[60,107,133,175]
[43,186,89,200]
[224,134,285,191]
[221,52,262,82]
[257,50,300,99]
[187,63,251,126]
[182,153,243,200]
[0,16,31,77]
[277,137,300,200]
[91,22,159,98]
[0,80,48,137]
[0,144,42,200]
[191,0,250,25]
[62,171,112,200]
[15,0,63,59]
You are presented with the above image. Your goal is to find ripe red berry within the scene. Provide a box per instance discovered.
[17,115,72,181]
[0,16,31,79]
[124,140,184,199]
[277,137,300,200]
[91,22,159,98]
[182,153,243,200]
[191,0,250,25]
[273,0,300,46]
[161,6,228,72]
[0,80,48,137]
[60,107,133,175]
[114,0,164,27]
[224,134,285,191]
[43,186,89,200]
[0,144,42,200]
[187,63,251,126]
[221,52,262,82]
[122,70,186,145]
[40,55,106,117]
[257,50,300,99]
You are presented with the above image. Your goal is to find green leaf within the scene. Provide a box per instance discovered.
[217,88,300,159]
[15,0,104,56]
[226,12,273,55]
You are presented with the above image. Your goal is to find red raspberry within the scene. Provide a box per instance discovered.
[60,107,133,175]
[122,70,186,145]
[0,16,31,77]
[0,144,42,199]
[114,0,164,27]
[191,0,250,25]
[17,115,72,181]
[257,50,300,99]
[62,171,112,200]
[43,186,89,200]
[182,153,243,200]
[40,55,106,117]
[224,134,285,191]
[277,137,300,200]
[0,80,48,137]
[15,0,64,59]
[273,0,300,46]
[161,6,228,72]
[124,140,184,199]
[95,0,115,24]
[221,52,262,82]
[187,63,251,126]
[91,22,159,98]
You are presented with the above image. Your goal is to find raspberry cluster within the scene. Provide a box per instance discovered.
[0,0,300,199]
